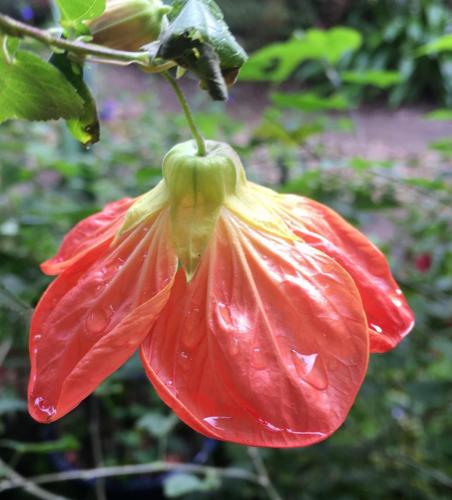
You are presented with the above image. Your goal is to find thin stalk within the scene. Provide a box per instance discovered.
[0,14,174,72]
[89,399,106,500]
[163,71,207,156]
[0,458,69,500]
[0,462,260,492]
[248,448,283,500]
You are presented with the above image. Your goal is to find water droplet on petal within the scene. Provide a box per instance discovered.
[203,416,233,430]
[230,338,239,356]
[216,302,251,334]
[251,347,266,370]
[391,297,403,308]
[370,323,383,334]
[291,350,328,390]
[258,418,283,432]
[34,397,56,418]
[85,308,111,334]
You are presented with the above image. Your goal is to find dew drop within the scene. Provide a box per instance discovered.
[391,297,403,308]
[230,338,239,356]
[34,397,56,418]
[85,308,111,334]
[291,350,328,390]
[203,416,232,430]
[216,302,251,334]
[258,418,283,432]
[251,347,266,370]
[370,323,383,334]
[180,351,189,361]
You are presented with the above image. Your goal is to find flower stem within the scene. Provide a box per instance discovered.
[0,14,173,72]
[163,71,207,157]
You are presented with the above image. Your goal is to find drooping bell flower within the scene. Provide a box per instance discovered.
[29,141,414,448]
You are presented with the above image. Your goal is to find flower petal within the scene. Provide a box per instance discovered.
[29,209,178,423]
[41,197,135,276]
[141,212,369,448]
[279,195,415,353]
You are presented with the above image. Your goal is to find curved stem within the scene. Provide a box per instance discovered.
[163,71,207,156]
[0,14,174,72]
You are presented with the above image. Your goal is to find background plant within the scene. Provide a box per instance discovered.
[0,0,451,499]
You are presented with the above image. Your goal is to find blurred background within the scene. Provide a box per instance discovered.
[0,0,451,499]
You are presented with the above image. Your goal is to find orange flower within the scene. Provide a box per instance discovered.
[29,141,414,448]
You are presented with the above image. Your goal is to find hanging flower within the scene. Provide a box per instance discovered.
[29,141,414,448]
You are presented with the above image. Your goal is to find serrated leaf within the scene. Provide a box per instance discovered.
[271,92,350,112]
[0,51,84,125]
[168,0,247,69]
[158,0,247,100]
[50,52,100,146]
[341,70,402,88]
[240,28,362,83]
[55,0,106,22]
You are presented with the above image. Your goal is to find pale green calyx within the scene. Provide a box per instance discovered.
[163,140,247,208]
[163,140,246,279]
[117,140,294,282]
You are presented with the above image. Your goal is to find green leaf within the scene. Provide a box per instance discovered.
[50,52,100,146]
[55,0,106,22]
[240,28,362,83]
[168,0,247,69]
[0,51,84,125]
[0,436,79,454]
[164,472,220,498]
[349,157,394,171]
[341,70,402,88]
[418,34,452,55]
[405,177,450,192]
[425,109,452,121]
[253,111,325,146]
[429,137,452,156]
[137,412,178,438]
[271,92,350,112]
[158,0,247,100]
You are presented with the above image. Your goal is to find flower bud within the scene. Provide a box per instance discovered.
[87,0,171,52]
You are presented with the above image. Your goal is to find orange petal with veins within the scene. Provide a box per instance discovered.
[141,211,369,448]
[279,195,415,353]
[41,198,135,276]
[29,209,177,423]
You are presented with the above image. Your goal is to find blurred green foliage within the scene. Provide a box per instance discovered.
[0,1,452,498]
[1,71,451,498]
